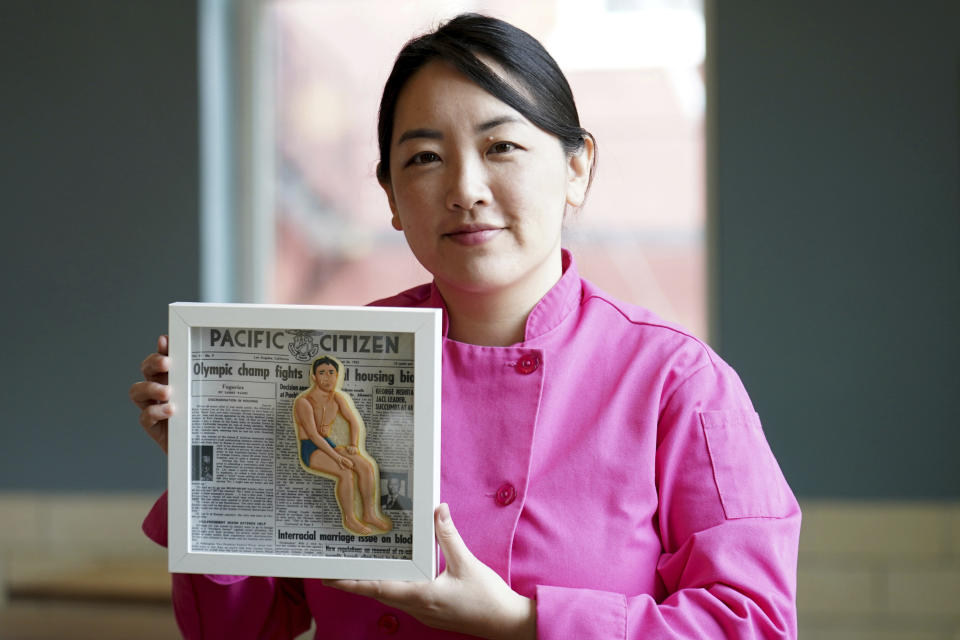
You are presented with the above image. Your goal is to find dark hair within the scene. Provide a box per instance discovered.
[376,13,595,184]
[312,356,339,375]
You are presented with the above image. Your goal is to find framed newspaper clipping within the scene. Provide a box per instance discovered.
[167,302,441,581]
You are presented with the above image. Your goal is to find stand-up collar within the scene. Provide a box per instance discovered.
[521,249,581,342]
[426,249,583,344]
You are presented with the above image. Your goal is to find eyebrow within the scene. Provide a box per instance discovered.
[476,115,524,132]
[396,128,442,144]
[396,116,525,145]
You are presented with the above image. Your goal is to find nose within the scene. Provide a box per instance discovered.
[445,155,491,212]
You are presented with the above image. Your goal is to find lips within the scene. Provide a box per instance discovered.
[443,224,503,246]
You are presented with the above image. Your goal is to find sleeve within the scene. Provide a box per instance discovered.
[142,492,314,640]
[534,360,801,640]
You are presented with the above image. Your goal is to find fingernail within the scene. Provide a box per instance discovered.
[437,503,450,524]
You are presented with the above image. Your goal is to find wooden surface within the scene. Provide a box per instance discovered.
[0,601,180,640]
[0,557,175,639]
[6,559,171,604]
[0,557,316,639]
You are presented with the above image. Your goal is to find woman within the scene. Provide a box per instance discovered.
[130,14,800,639]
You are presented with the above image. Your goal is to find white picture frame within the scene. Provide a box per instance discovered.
[167,302,441,581]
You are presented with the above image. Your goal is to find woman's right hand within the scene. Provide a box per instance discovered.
[129,335,173,454]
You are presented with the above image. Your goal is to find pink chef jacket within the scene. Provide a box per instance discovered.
[144,251,800,639]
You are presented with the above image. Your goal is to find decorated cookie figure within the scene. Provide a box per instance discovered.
[293,355,392,535]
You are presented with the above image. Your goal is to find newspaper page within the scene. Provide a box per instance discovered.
[188,327,415,560]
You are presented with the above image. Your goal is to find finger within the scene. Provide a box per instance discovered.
[141,353,171,381]
[129,381,170,408]
[434,503,473,573]
[324,578,422,605]
[139,403,174,430]
[157,334,169,356]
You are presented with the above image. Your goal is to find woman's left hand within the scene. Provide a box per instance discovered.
[324,504,536,640]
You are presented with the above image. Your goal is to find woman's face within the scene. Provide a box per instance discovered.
[381,60,592,300]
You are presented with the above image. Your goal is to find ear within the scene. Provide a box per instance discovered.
[565,135,595,207]
[378,173,403,231]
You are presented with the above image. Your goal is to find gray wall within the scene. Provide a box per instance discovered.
[1,1,199,490]
[2,1,957,498]
[713,1,960,498]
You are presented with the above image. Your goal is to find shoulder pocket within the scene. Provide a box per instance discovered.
[700,410,790,519]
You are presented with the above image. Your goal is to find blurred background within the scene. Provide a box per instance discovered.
[1,0,957,637]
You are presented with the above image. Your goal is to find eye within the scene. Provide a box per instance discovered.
[406,151,440,166]
[488,141,518,154]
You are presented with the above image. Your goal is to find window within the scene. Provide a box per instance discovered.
[203,0,706,337]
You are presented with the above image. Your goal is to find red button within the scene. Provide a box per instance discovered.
[495,483,517,506]
[377,613,399,634]
[514,354,540,374]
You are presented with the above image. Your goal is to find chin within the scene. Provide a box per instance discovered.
[439,266,527,296]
